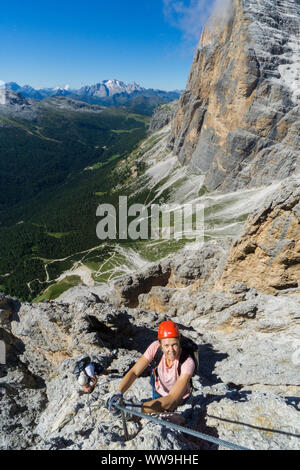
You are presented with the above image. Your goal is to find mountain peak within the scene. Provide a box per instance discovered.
[170,0,300,193]
[4,82,21,91]
[0,88,38,120]
[0,88,27,106]
[2,80,181,113]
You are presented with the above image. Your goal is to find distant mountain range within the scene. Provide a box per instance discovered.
[3,79,181,101]
[2,80,182,115]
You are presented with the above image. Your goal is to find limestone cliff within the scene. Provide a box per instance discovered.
[216,176,300,293]
[1,288,300,450]
[169,0,300,191]
[148,100,179,135]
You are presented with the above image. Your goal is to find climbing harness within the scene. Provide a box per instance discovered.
[113,401,251,451]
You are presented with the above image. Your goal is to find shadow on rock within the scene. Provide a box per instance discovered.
[86,313,157,354]
[284,396,300,412]
[0,328,46,390]
[198,343,228,385]
[46,437,75,450]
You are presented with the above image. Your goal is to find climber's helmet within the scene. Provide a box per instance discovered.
[78,371,89,386]
[158,321,180,340]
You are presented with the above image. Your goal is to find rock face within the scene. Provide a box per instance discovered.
[169,0,300,192]
[216,176,300,294]
[0,89,39,120]
[206,392,300,451]
[1,287,299,450]
[0,293,210,450]
[113,241,228,310]
[148,100,179,135]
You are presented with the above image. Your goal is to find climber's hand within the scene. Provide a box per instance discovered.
[105,391,123,416]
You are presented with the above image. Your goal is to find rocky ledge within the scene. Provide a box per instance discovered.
[0,284,299,450]
[148,100,179,135]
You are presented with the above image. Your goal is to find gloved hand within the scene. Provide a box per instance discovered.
[105,391,123,416]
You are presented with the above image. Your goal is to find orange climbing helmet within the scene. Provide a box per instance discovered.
[158,321,180,339]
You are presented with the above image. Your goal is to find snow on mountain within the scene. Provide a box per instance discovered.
[77,79,145,98]
[245,0,300,104]
[4,80,147,100]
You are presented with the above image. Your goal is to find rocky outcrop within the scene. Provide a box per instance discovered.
[169,0,300,192]
[0,89,39,120]
[0,293,208,450]
[206,392,300,450]
[6,295,138,379]
[114,263,172,308]
[1,288,299,450]
[188,289,300,387]
[42,97,105,113]
[216,176,300,294]
[113,242,228,308]
[148,100,179,135]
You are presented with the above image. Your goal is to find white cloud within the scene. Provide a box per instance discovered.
[206,0,234,30]
[163,0,233,42]
[163,0,210,41]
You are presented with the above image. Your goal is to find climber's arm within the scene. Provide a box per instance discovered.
[118,355,150,395]
[142,373,191,414]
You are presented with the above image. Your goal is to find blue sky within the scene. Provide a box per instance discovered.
[0,0,214,91]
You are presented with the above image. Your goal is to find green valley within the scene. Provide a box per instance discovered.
[0,99,150,300]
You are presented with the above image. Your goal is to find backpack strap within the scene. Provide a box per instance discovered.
[178,348,193,376]
[178,348,195,391]
[151,346,195,382]
[91,361,104,375]
[152,347,163,379]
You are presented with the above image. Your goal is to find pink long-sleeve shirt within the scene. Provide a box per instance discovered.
[143,340,195,399]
